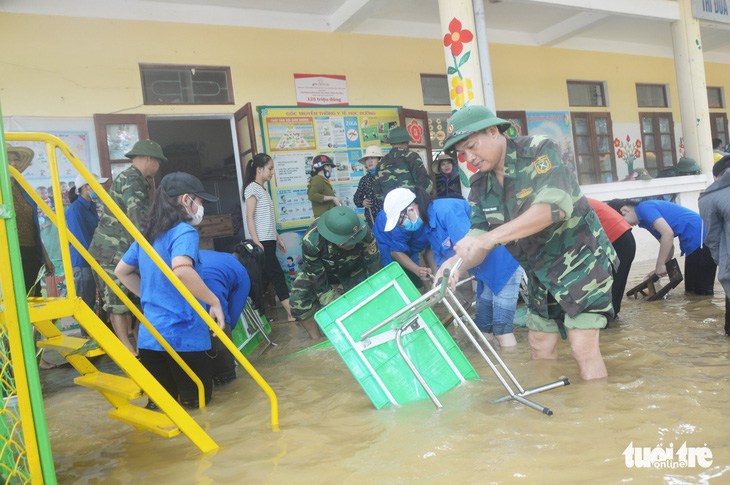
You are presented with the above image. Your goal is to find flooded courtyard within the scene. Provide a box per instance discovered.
[41,259,730,484]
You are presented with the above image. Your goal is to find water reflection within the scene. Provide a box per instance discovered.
[43,260,730,484]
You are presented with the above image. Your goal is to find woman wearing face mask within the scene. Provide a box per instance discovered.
[382,187,523,347]
[66,173,108,318]
[115,172,225,409]
[353,145,384,227]
[243,153,295,322]
[308,154,343,218]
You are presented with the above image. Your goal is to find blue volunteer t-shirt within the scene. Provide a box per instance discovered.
[372,210,429,266]
[122,222,211,352]
[425,198,519,294]
[199,250,250,330]
[635,200,703,256]
[65,196,99,268]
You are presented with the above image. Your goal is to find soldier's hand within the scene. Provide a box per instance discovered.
[334,197,344,206]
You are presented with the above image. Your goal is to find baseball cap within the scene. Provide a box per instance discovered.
[74,173,108,191]
[161,172,218,202]
[383,188,416,232]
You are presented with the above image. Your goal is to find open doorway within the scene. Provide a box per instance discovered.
[147,116,245,251]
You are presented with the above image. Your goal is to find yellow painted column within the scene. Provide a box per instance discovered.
[671,0,713,174]
[438,0,487,193]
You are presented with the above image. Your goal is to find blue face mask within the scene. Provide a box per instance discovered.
[368,168,376,175]
[402,217,423,232]
[323,169,331,179]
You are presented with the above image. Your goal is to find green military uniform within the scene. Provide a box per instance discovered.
[467,135,616,331]
[88,165,151,313]
[290,218,381,320]
[372,148,433,199]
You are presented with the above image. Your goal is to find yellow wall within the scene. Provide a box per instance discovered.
[2,12,729,126]
[0,13,445,117]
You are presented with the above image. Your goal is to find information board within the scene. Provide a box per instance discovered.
[259,106,400,230]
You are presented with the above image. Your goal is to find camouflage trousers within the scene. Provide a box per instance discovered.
[290,268,370,320]
[92,262,135,315]
[523,272,613,333]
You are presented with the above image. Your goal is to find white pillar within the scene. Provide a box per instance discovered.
[671,0,713,174]
[437,0,488,194]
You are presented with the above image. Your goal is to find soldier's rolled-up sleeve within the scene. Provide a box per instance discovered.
[300,243,330,299]
[409,154,434,194]
[124,176,151,229]
[529,141,574,220]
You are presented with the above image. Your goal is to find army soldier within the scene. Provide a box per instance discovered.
[291,206,381,339]
[436,105,616,381]
[372,126,433,200]
[89,140,165,355]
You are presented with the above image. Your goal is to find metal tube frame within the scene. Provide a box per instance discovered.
[362,262,568,415]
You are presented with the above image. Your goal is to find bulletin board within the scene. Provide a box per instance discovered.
[258,105,401,231]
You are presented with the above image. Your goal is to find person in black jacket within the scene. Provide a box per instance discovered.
[432,153,463,199]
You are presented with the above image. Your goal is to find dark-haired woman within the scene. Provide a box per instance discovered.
[242,154,295,322]
[115,172,224,409]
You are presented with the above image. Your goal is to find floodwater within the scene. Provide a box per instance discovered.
[41,259,730,484]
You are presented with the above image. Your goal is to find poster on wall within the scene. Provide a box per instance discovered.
[525,111,576,172]
[259,106,399,231]
[294,74,349,106]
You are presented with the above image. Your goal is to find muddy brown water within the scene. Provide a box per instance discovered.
[41,259,730,484]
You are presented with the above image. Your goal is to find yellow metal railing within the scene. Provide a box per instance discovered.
[6,133,279,432]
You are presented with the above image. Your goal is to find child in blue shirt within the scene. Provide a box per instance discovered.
[116,172,223,409]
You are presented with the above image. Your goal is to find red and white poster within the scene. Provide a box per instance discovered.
[294,74,348,106]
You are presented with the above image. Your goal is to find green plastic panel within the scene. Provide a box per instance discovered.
[315,263,478,409]
[231,304,272,357]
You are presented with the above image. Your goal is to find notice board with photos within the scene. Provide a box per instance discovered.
[258,105,432,231]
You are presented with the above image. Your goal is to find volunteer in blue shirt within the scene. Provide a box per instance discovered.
[383,188,523,347]
[372,192,433,289]
[116,172,224,409]
[199,249,251,385]
[66,173,107,311]
[616,199,717,295]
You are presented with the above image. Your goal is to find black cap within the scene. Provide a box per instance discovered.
[161,172,218,202]
[713,155,730,178]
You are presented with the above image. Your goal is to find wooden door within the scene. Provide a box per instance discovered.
[234,102,258,178]
[710,112,729,147]
[93,114,149,183]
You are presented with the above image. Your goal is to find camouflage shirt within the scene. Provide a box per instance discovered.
[297,219,381,298]
[88,165,151,265]
[468,136,616,318]
[372,148,433,198]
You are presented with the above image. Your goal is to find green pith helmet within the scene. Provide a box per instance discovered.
[125,139,168,162]
[388,126,412,144]
[317,206,367,245]
[443,105,511,153]
[635,168,653,180]
[677,157,701,174]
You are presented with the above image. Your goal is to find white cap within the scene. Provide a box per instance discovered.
[358,145,384,163]
[74,173,109,192]
[383,188,416,232]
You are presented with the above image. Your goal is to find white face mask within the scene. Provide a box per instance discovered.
[187,195,204,226]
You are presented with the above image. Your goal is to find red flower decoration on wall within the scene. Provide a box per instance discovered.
[443,18,473,56]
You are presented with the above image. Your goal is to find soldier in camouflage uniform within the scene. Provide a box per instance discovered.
[88,140,165,355]
[438,105,616,381]
[372,126,433,201]
[290,206,381,339]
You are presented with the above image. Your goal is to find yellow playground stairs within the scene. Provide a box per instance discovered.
[0,128,279,485]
